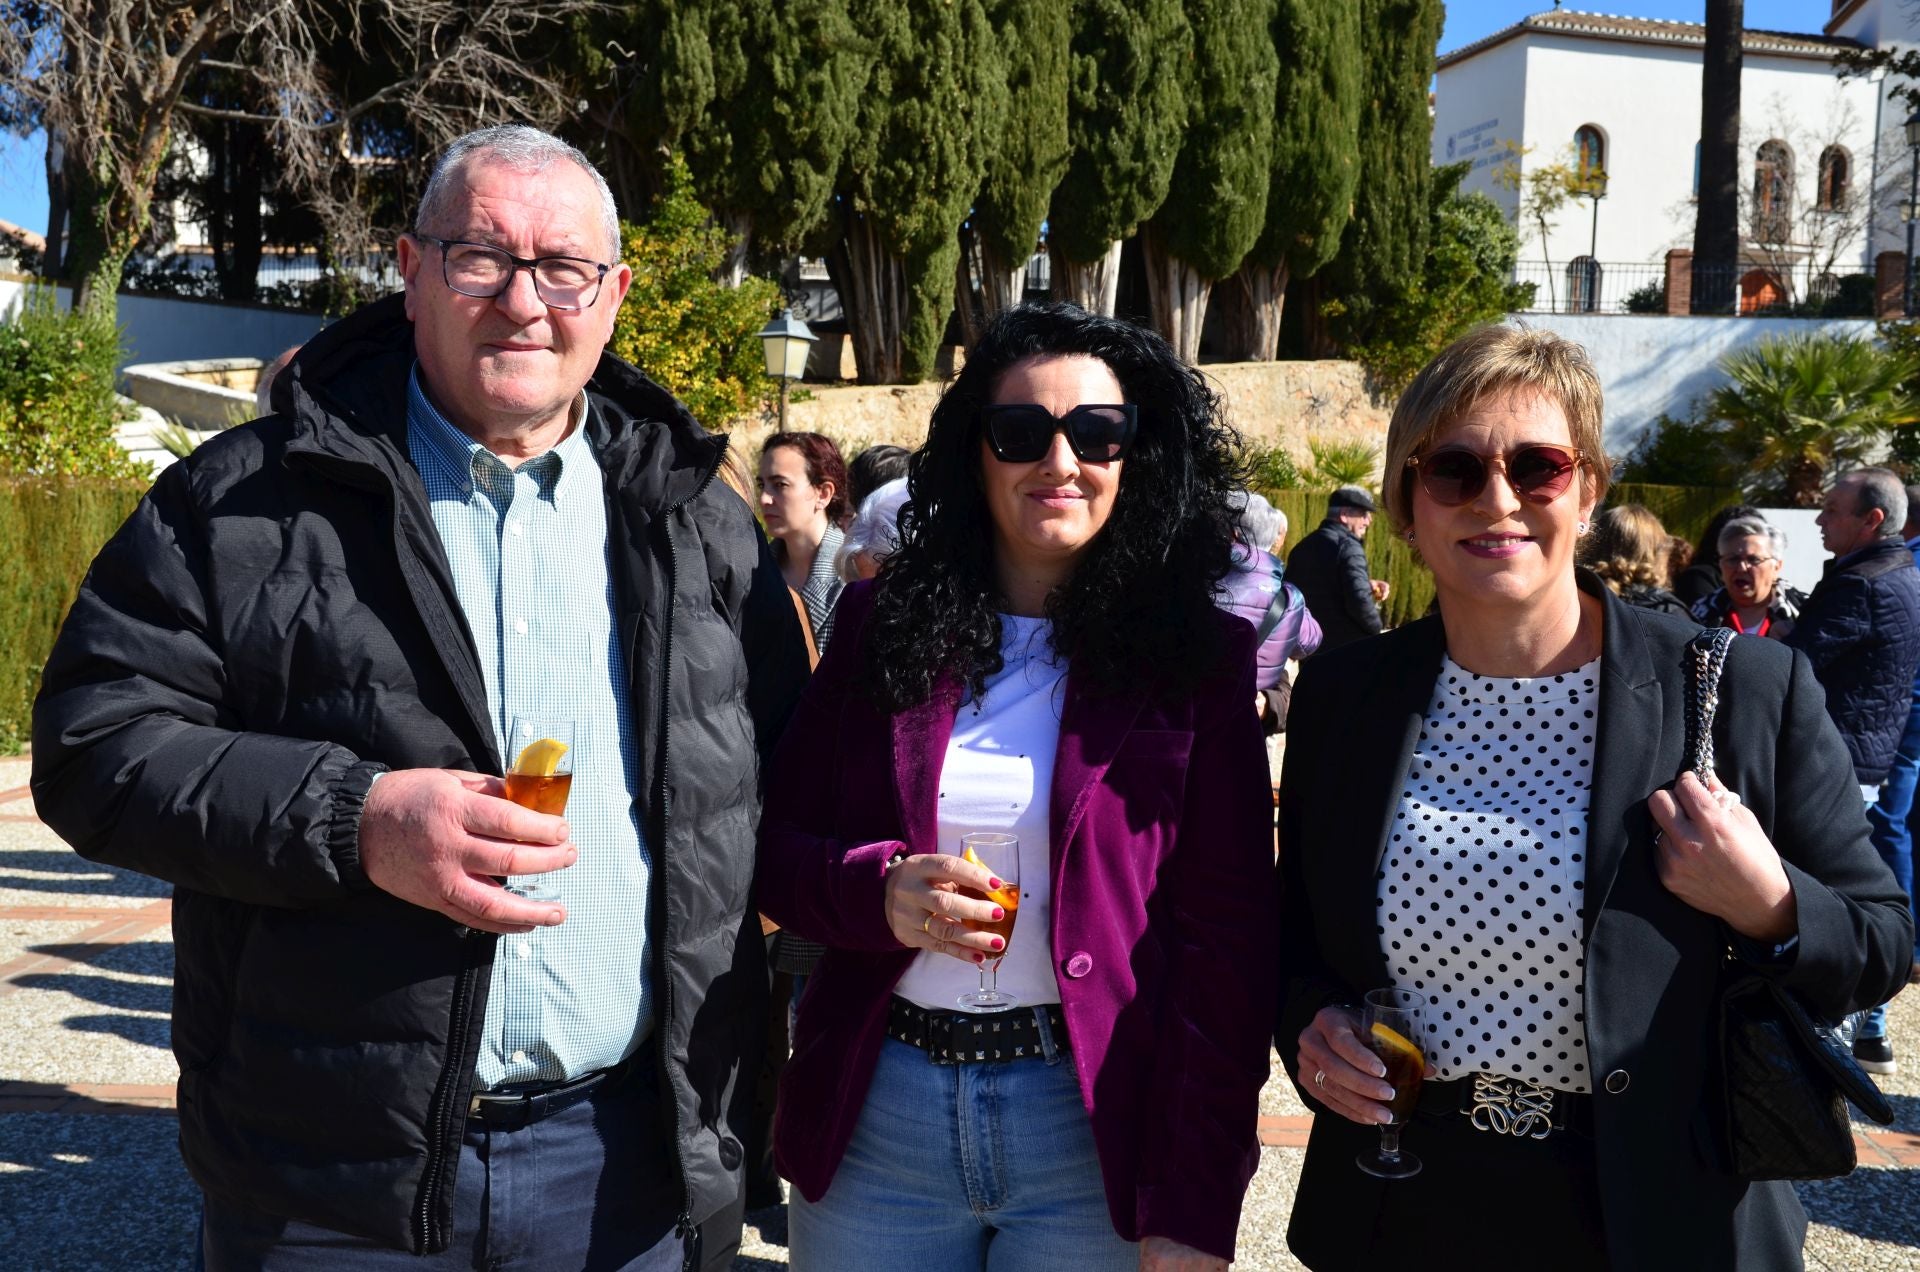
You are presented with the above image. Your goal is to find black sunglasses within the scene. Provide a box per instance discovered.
[981,403,1138,464]
[1405,443,1579,507]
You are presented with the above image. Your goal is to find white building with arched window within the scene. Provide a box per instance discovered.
[1433,6,1920,314]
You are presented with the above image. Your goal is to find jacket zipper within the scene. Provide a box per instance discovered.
[417,936,485,1250]
[651,446,725,1262]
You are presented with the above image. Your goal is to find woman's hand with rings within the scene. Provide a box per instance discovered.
[1139,1236,1227,1271]
[1296,1004,1427,1127]
[883,853,1007,964]
[1649,770,1797,943]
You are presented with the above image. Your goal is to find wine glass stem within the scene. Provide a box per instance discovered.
[1379,1124,1402,1162]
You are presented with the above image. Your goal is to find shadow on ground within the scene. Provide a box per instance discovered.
[0,849,169,899]
[0,1111,199,1270]
[1798,1164,1920,1249]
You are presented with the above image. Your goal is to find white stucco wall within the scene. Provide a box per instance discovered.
[1433,38,1528,218]
[1437,29,1880,276]
[0,275,329,371]
[1506,312,1879,453]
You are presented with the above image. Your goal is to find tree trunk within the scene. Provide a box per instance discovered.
[1140,223,1212,365]
[976,235,1029,320]
[714,209,751,288]
[1051,239,1123,315]
[213,122,264,304]
[1787,457,1825,508]
[1299,274,1337,358]
[954,224,985,350]
[42,132,70,279]
[1692,0,1743,315]
[829,211,908,384]
[1216,260,1290,362]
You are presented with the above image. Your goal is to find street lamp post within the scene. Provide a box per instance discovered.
[756,309,817,432]
[1583,171,1608,313]
[1905,111,1920,316]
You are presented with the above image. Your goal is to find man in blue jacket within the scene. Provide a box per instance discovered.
[1787,468,1920,1073]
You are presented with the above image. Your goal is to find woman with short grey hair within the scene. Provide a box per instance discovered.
[1691,514,1806,641]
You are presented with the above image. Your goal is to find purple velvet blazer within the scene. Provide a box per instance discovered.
[756,580,1278,1261]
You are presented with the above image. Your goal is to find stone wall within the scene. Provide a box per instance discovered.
[755,359,1389,466]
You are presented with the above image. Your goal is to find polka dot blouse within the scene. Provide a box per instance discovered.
[1376,655,1599,1094]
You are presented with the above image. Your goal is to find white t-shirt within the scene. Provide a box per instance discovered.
[895,615,1066,1011]
[1376,655,1600,1094]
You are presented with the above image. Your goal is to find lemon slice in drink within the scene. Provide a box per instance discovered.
[1369,1021,1425,1067]
[514,737,570,777]
[960,845,1019,908]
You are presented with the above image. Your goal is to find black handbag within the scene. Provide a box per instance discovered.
[1685,627,1896,1181]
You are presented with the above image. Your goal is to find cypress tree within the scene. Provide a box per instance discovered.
[962,0,1072,328]
[585,1,721,212]
[1141,0,1278,362]
[831,0,1001,383]
[1217,0,1361,361]
[1324,0,1442,348]
[1047,0,1192,316]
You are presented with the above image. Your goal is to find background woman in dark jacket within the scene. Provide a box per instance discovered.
[1584,502,1692,617]
[1278,325,1910,1271]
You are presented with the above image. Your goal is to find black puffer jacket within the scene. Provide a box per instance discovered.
[1283,518,1381,651]
[1784,539,1920,784]
[30,295,809,1253]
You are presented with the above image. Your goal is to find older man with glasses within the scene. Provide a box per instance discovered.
[32,124,809,1269]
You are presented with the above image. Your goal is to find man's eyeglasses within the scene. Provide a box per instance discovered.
[981,403,1138,464]
[1719,553,1776,571]
[1404,443,1579,507]
[418,235,612,311]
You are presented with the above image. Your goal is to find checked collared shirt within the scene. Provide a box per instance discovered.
[406,367,653,1089]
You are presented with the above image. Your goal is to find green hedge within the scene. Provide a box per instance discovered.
[1,477,145,752]
[1266,483,1742,630]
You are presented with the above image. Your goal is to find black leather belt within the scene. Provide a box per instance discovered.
[888,995,1070,1065]
[468,1055,637,1128]
[1416,1073,1593,1140]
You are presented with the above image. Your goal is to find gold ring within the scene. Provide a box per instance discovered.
[1314,1070,1327,1088]
[921,913,935,937]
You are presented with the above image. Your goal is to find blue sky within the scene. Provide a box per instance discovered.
[0,3,1840,244]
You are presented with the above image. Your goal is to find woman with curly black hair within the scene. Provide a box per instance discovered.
[757,303,1277,1272]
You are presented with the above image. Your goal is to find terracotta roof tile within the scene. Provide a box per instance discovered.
[1438,9,1867,70]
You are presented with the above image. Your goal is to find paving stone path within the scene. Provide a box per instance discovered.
[2,753,1916,1269]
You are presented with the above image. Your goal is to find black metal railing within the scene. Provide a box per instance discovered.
[1510,259,1876,318]
[117,250,402,311]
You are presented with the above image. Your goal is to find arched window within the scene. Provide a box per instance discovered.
[1574,125,1606,186]
[1754,140,1793,243]
[1818,146,1850,211]
[1566,256,1602,313]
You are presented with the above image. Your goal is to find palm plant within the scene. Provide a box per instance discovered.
[1708,333,1920,506]
[1306,437,1380,487]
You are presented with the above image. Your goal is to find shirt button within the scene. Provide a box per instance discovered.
[1064,952,1094,979]
[515,942,531,959]
[509,521,523,536]
[1604,1069,1630,1094]
[510,1050,528,1064]
[514,618,528,636]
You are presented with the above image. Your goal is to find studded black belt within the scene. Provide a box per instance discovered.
[887,995,1071,1065]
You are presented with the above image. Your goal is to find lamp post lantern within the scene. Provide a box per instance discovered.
[757,309,817,432]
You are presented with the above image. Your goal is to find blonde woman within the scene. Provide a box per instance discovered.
[1583,503,1692,618]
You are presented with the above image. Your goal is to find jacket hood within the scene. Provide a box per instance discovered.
[272,292,726,506]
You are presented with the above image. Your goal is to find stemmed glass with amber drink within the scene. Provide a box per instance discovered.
[1355,987,1426,1179]
[954,832,1021,1013]
[503,716,574,903]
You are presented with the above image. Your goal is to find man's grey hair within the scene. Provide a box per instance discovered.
[1842,467,1908,538]
[1717,515,1787,560]
[415,125,621,260]
[1234,490,1288,551]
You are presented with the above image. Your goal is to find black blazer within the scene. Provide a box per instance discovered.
[1277,574,1912,1271]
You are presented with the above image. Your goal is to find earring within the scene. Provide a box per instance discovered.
[1404,529,1415,543]
[1577,521,1590,535]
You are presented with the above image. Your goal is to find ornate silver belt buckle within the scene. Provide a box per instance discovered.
[1467,1073,1557,1140]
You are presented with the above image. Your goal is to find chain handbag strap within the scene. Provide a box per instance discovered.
[1684,626,1737,780]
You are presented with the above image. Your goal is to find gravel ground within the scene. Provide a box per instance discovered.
[0,1112,199,1271]
[0,920,94,970]
[0,932,177,1086]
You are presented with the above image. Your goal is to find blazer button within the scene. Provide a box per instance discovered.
[1604,1069,1630,1094]
[1064,952,1094,979]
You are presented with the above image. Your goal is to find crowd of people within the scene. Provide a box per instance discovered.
[24,125,1918,1271]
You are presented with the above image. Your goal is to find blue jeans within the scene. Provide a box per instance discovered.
[198,1058,685,1270]
[1860,699,1920,1041]
[790,1035,1136,1272]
